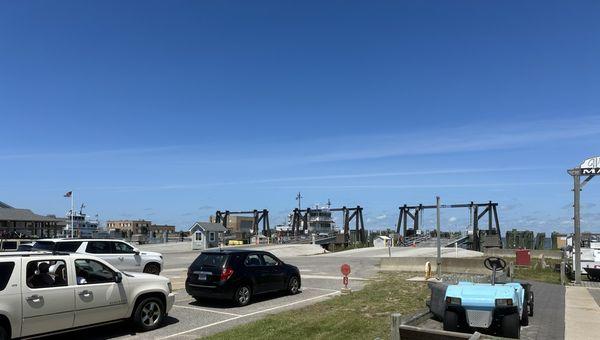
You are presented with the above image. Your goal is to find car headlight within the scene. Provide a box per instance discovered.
[495,298,513,306]
[167,281,173,293]
[445,297,461,305]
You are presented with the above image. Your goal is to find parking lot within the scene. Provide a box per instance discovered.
[37,245,567,340]
[41,251,380,339]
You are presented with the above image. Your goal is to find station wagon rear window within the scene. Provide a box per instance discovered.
[0,262,15,291]
[191,253,228,269]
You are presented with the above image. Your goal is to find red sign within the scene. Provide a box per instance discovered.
[341,263,351,276]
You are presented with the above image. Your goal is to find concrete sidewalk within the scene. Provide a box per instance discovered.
[565,286,600,340]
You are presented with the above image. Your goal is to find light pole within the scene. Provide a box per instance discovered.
[436,196,442,279]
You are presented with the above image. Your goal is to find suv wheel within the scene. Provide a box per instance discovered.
[0,325,8,340]
[144,263,161,275]
[234,285,252,306]
[288,276,300,295]
[133,297,164,331]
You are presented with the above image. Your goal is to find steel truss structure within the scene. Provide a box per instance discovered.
[290,206,366,244]
[214,209,271,237]
[396,201,502,251]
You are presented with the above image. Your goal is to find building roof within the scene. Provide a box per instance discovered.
[189,222,228,233]
[0,201,14,209]
[0,207,61,222]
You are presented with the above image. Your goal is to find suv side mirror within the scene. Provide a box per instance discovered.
[133,248,140,255]
[114,272,123,283]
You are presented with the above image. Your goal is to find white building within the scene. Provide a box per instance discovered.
[374,235,392,248]
[189,222,228,250]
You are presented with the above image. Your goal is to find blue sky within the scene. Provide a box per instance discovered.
[1,1,599,233]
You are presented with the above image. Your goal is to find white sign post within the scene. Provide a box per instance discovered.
[568,156,599,284]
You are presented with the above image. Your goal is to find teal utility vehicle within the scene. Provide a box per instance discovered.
[443,257,534,339]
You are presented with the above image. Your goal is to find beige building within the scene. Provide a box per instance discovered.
[106,220,151,235]
[209,215,254,234]
[150,224,176,233]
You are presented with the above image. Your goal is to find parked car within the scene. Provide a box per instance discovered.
[186,249,301,306]
[31,239,163,275]
[0,251,175,339]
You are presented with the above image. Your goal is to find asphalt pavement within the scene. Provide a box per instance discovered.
[38,244,568,340]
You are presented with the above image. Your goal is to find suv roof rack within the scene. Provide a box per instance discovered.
[0,251,72,257]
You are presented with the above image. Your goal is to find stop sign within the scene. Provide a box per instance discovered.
[341,263,351,276]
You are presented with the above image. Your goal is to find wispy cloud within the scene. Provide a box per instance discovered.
[298,116,600,163]
[272,181,565,190]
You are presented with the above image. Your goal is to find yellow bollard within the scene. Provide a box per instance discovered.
[425,261,432,280]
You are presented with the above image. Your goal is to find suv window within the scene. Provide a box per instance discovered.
[26,260,68,288]
[112,242,134,254]
[32,241,57,251]
[75,259,115,285]
[56,241,83,252]
[191,253,228,269]
[244,254,262,267]
[86,241,112,254]
[261,254,279,266]
[0,262,15,291]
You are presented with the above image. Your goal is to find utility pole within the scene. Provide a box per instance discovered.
[296,192,303,210]
[436,196,442,278]
[573,173,581,284]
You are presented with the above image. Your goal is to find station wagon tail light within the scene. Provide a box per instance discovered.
[168,282,173,293]
[445,297,461,305]
[220,267,234,281]
[495,298,513,306]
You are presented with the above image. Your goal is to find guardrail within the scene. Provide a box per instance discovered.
[390,310,489,340]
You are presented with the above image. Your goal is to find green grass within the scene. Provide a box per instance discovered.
[204,272,429,340]
[512,259,561,284]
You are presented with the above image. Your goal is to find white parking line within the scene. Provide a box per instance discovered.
[160,291,339,339]
[162,267,188,273]
[302,286,338,292]
[301,274,370,281]
[172,305,243,317]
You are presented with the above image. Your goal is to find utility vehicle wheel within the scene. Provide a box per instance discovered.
[143,263,161,275]
[234,285,252,306]
[501,312,520,339]
[288,276,300,295]
[443,310,460,332]
[521,299,529,326]
[0,325,8,340]
[133,297,164,331]
[528,291,534,317]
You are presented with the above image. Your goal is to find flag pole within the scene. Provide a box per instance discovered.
[71,191,74,238]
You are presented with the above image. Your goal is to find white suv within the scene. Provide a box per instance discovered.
[0,252,175,339]
[32,239,163,275]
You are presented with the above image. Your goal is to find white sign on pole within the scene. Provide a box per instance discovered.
[580,156,600,174]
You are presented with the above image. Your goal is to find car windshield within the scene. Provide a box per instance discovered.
[191,253,228,269]
[32,241,56,251]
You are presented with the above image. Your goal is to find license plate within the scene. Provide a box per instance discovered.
[197,274,207,280]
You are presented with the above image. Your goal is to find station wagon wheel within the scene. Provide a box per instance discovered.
[133,297,164,331]
[234,285,251,306]
[288,276,300,295]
